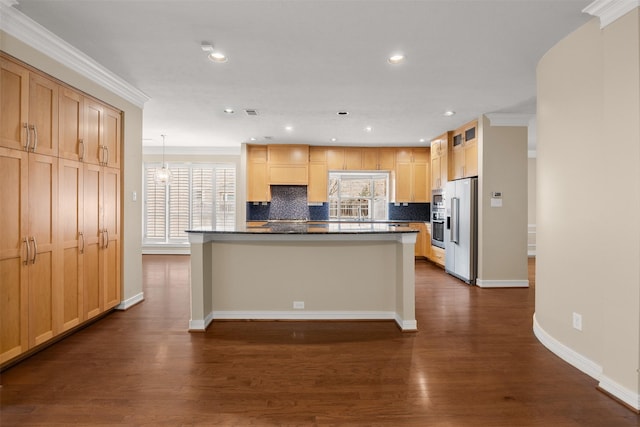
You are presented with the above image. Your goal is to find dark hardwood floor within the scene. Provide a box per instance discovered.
[1,256,639,426]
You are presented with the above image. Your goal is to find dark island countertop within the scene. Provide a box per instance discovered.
[187,221,420,235]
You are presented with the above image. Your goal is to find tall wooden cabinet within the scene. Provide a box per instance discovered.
[247,145,269,202]
[0,54,122,368]
[308,146,328,202]
[431,132,449,190]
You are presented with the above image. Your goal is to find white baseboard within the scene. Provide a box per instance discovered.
[142,246,190,255]
[190,310,416,331]
[533,313,640,411]
[476,279,529,288]
[115,292,144,310]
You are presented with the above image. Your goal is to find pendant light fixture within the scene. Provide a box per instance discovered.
[154,134,172,185]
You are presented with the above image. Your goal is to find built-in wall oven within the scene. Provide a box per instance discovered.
[431,189,445,248]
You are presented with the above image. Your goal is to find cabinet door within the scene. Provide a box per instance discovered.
[0,148,29,364]
[378,148,395,170]
[326,148,345,170]
[0,59,29,151]
[28,153,59,347]
[410,223,423,257]
[59,88,84,161]
[412,162,429,202]
[412,148,429,164]
[464,141,478,177]
[395,162,412,202]
[431,155,441,190]
[84,99,103,165]
[103,167,121,310]
[83,163,103,319]
[102,107,121,168]
[362,148,379,170]
[28,74,58,157]
[247,162,269,202]
[344,148,363,170]
[59,158,84,331]
[308,162,328,202]
[450,144,464,181]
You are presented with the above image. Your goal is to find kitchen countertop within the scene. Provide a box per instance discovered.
[187,221,419,235]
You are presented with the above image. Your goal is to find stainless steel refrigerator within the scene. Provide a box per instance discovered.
[444,177,478,285]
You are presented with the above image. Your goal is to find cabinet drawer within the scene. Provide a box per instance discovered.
[268,165,308,184]
[430,246,445,266]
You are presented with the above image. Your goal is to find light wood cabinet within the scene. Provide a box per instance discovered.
[395,148,430,202]
[59,87,84,161]
[377,148,396,170]
[308,146,328,202]
[247,145,270,202]
[430,246,445,267]
[325,147,394,171]
[409,222,429,258]
[431,132,450,190]
[450,120,478,180]
[0,55,123,368]
[326,147,346,170]
[1,58,59,156]
[58,158,84,332]
[267,144,308,185]
[0,147,59,363]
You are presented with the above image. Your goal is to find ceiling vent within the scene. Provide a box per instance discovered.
[244,109,258,116]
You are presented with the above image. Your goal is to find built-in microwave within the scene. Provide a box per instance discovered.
[431,189,445,249]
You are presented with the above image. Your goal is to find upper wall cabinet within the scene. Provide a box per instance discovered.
[395,148,430,203]
[308,146,328,202]
[450,120,478,180]
[327,147,396,171]
[247,145,270,202]
[267,145,309,185]
[1,58,59,156]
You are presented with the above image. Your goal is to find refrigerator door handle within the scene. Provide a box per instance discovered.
[451,197,459,243]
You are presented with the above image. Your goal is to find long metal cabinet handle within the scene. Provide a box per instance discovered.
[79,231,84,254]
[23,237,30,265]
[30,237,38,264]
[451,197,460,244]
[29,125,38,152]
[79,139,84,160]
[104,146,109,165]
[104,229,109,249]
[23,123,30,151]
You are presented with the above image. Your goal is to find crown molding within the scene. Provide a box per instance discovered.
[143,145,241,156]
[583,0,640,28]
[0,1,149,107]
[485,113,534,127]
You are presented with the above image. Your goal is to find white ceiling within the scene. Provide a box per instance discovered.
[13,0,593,150]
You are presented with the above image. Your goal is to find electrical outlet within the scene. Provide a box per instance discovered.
[293,301,304,309]
[572,312,582,331]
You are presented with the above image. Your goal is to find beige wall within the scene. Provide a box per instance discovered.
[536,11,640,398]
[477,116,529,284]
[1,31,144,305]
[528,157,536,225]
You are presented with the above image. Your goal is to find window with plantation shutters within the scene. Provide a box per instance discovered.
[215,167,235,230]
[144,167,167,240]
[168,167,190,240]
[143,163,236,245]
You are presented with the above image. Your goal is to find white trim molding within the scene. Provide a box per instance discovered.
[583,0,640,28]
[528,223,537,257]
[0,1,150,107]
[485,113,534,127]
[476,279,529,288]
[115,292,144,311]
[533,313,640,411]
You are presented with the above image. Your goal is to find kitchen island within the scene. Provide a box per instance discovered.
[186,222,418,331]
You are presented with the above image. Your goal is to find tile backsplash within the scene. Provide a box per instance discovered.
[268,185,309,220]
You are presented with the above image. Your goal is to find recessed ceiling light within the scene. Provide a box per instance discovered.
[330,138,337,142]
[285,126,293,131]
[388,54,405,64]
[208,52,228,63]
[250,137,257,141]
[364,126,373,132]
[419,138,426,143]
[224,108,234,114]
[337,111,349,116]
[444,110,456,117]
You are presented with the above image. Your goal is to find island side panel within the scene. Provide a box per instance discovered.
[188,234,214,331]
[208,239,397,316]
[396,233,418,330]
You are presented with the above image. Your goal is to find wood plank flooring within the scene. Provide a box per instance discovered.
[1,256,639,426]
